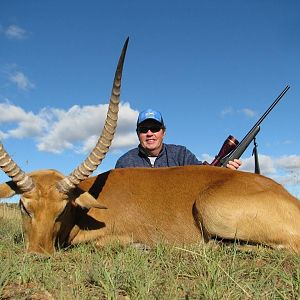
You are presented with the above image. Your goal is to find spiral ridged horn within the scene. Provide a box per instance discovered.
[0,143,35,192]
[56,37,129,193]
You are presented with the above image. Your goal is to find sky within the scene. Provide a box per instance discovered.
[0,0,300,199]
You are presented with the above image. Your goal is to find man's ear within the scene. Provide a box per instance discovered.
[75,192,107,209]
[0,181,20,199]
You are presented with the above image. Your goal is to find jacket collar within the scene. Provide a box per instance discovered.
[138,144,165,158]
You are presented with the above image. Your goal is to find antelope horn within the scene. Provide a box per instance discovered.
[0,143,35,192]
[57,37,129,193]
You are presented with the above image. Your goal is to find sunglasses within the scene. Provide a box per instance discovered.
[137,126,163,134]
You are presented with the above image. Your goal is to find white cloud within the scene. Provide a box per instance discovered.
[79,132,138,154]
[241,108,256,118]
[221,107,257,118]
[240,154,276,175]
[282,140,293,145]
[0,102,30,122]
[199,153,214,164]
[9,72,35,90]
[4,25,28,40]
[0,101,138,153]
[275,155,300,170]
[0,131,8,140]
[200,152,300,193]
[8,118,46,139]
[274,171,300,186]
[1,101,298,194]
[234,154,300,187]
[220,107,233,116]
[0,101,138,154]
[0,103,47,138]
[37,102,139,153]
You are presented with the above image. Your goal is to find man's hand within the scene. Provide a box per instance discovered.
[226,159,242,170]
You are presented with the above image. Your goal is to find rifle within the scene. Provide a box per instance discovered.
[210,85,290,172]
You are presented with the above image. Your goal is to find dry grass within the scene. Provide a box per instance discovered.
[0,203,21,221]
[1,203,300,299]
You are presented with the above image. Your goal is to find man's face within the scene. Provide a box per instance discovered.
[137,120,165,156]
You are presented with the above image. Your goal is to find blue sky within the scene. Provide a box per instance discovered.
[0,0,300,198]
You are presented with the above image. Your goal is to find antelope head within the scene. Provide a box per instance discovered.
[0,38,129,254]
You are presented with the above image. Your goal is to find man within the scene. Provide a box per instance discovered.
[115,109,241,170]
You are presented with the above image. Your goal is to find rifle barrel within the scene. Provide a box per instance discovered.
[219,85,290,166]
[248,85,290,134]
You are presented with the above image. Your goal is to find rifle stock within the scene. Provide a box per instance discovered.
[211,85,290,168]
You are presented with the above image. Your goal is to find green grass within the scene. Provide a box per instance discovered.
[1,204,300,299]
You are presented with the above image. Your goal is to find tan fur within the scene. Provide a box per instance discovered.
[1,165,300,254]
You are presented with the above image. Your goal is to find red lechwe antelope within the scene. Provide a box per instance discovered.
[1,38,300,255]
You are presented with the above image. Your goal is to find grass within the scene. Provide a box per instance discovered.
[1,203,300,299]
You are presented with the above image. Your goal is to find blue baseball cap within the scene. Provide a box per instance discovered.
[137,109,165,127]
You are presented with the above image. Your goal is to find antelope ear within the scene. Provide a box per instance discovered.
[75,192,107,209]
[0,181,21,199]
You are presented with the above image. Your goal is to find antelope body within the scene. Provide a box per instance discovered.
[77,166,300,251]
[1,38,300,254]
[1,165,300,254]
